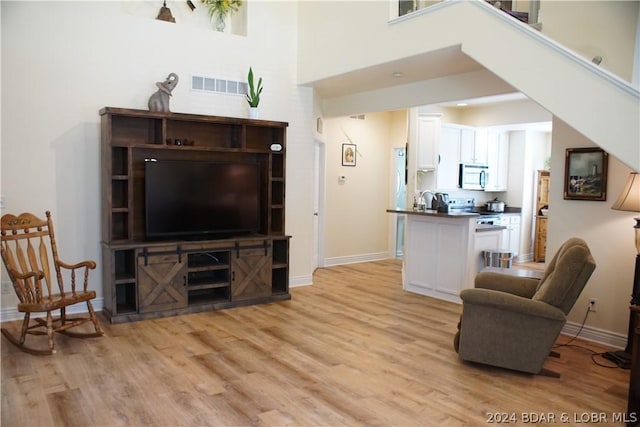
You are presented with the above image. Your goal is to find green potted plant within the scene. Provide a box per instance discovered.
[202,0,242,31]
[246,67,263,119]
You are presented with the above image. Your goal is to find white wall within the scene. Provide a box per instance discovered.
[540,0,638,81]
[323,112,405,264]
[549,119,635,342]
[1,1,316,311]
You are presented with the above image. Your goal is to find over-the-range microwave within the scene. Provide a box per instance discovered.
[459,163,488,190]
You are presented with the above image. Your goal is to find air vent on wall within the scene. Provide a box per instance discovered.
[349,114,366,120]
[192,75,248,96]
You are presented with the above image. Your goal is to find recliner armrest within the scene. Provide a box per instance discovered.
[474,271,540,298]
[460,288,565,321]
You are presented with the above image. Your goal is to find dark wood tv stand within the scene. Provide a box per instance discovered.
[100,107,290,323]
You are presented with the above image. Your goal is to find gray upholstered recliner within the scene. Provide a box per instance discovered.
[454,237,596,376]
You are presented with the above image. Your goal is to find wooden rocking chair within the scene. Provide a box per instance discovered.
[1,211,103,355]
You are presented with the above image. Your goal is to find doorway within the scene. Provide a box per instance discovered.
[313,139,326,270]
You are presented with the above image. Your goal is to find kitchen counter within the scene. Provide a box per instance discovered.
[387,209,508,232]
[387,207,521,217]
[387,209,479,218]
[388,208,513,303]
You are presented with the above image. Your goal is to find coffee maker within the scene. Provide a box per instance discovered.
[432,193,450,212]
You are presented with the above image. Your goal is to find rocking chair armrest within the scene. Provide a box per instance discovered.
[57,260,97,270]
[6,267,45,281]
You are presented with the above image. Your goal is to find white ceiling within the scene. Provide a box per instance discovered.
[310,46,485,99]
[307,45,530,110]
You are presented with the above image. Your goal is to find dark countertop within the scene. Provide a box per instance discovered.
[387,209,516,232]
[387,206,522,217]
[475,207,522,215]
[386,209,479,218]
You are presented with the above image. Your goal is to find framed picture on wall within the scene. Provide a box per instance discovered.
[564,147,608,201]
[342,143,356,167]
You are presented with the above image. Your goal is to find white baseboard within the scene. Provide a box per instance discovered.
[0,298,105,323]
[561,320,626,350]
[514,252,534,263]
[1,287,626,351]
[290,274,313,288]
[324,252,389,267]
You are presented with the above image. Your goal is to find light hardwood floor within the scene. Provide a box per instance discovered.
[1,260,631,426]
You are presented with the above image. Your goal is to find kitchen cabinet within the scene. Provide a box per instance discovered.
[500,214,521,258]
[403,214,476,303]
[417,114,440,170]
[485,129,509,192]
[437,125,462,190]
[534,217,548,262]
[435,124,507,191]
[534,170,550,262]
[474,228,503,273]
[459,126,486,165]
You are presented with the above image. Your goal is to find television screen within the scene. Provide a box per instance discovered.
[145,160,260,239]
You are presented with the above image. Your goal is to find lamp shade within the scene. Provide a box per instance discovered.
[611,172,640,213]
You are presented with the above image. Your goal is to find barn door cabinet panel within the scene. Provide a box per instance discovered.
[231,240,272,301]
[137,247,188,314]
[100,107,291,323]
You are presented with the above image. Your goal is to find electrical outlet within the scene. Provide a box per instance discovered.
[588,298,597,312]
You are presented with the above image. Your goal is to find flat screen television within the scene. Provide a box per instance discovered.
[145,159,261,239]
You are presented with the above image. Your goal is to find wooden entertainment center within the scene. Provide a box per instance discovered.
[100,107,290,323]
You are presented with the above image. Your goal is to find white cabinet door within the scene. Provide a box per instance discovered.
[404,215,475,303]
[508,215,521,257]
[474,229,503,273]
[500,215,521,257]
[404,219,438,290]
[459,126,486,165]
[417,115,440,170]
[437,125,462,190]
[435,222,470,298]
[485,130,509,192]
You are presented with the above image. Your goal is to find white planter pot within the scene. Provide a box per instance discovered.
[248,107,259,119]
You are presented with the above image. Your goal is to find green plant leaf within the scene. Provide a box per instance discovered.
[246,67,263,108]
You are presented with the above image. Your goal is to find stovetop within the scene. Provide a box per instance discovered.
[448,197,503,217]
[447,198,476,213]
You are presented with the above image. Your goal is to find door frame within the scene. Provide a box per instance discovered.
[313,138,326,270]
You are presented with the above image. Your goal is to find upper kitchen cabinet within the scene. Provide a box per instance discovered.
[484,129,509,192]
[459,126,487,165]
[417,114,441,171]
[437,125,463,190]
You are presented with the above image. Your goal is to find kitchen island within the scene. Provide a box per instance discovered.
[388,209,506,303]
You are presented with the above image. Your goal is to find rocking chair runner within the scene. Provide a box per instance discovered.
[1,211,103,355]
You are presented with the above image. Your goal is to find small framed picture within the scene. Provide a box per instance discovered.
[342,143,356,167]
[564,148,608,201]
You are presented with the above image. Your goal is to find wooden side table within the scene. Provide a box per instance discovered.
[629,305,640,426]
